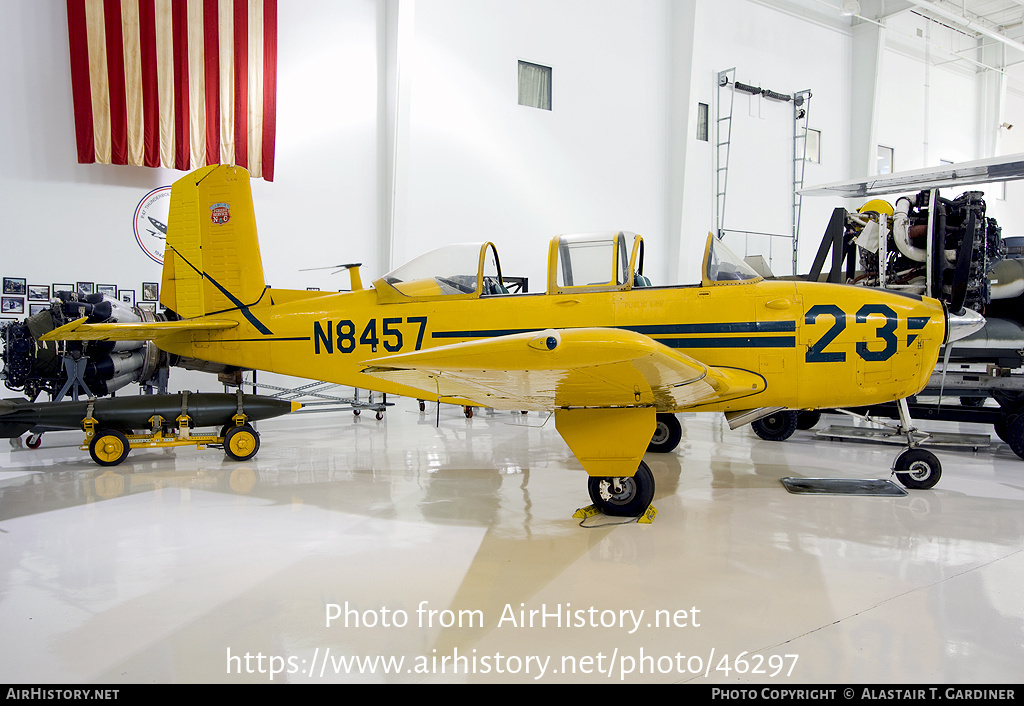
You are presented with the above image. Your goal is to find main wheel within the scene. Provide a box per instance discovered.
[894,448,941,489]
[751,411,798,441]
[587,461,655,517]
[648,413,682,453]
[1004,415,1024,460]
[89,429,130,466]
[796,410,821,430]
[224,424,260,461]
[993,416,1009,444]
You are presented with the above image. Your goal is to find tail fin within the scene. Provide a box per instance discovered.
[160,165,267,318]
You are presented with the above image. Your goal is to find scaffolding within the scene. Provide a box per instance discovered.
[234,372,391,420]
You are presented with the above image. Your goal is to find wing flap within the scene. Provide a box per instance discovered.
[38,316,238,342]
[363,328,764,410]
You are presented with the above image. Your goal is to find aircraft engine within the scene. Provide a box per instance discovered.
[854,190,1004,313]
[1,292,169,401]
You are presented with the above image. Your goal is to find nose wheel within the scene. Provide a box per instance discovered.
[893,447,941,489]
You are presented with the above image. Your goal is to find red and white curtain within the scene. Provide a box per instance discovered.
[67,0,278,181]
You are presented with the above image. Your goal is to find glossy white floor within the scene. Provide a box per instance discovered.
[1,398,1022,685]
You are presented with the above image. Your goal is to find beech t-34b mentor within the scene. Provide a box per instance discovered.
[42,165,984,516]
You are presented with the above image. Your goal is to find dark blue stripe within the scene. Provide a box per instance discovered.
[432,321,796,340]
[227,337,311,342]
[625,321,795,335]
[657,337,795,349]
[432,328,537,339]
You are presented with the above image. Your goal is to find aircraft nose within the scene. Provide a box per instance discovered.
[946,307,986,344]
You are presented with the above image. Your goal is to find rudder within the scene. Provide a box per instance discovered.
[160,165,267,318]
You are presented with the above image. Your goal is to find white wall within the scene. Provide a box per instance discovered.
[395,0,669,289]
[685,0,854,279]
[992,70,1024,236]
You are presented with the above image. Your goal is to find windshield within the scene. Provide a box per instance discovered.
[382,243,483,296]
[378,242,504,299]
[703,235,762,284]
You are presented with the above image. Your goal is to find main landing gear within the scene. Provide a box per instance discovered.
[585,413,680,517]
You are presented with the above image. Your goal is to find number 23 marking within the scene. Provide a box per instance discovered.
[805,304,898,363]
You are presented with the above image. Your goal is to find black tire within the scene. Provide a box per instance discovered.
[894,448,941,490]
[89,429,130,467]
[648,413,682,453]
[587,461,655,517]
[796,410,821,430]
[994,415,1011,445]
[1006,416,1024,461]
[224,424,260,461]
[751,411,798,441]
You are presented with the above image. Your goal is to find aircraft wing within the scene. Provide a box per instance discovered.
[798,152,1024,198]
[39,316,238,342]
[362,327,765,410]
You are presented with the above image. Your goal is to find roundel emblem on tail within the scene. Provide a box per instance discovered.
[133,186,170,265]
[210,203,231,225]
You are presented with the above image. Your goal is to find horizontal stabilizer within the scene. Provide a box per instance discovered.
[39,316,238,343]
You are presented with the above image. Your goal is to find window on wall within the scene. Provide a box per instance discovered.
[877,145,894,175]
[518,61,552,110]
[696,103,709,141]
[803,128,820,163]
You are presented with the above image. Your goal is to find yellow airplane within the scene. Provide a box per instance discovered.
[43,165,985,516]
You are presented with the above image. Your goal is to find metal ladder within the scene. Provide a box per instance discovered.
[715,68,736,243]
[715,68,813,276]
[791,88,814,275]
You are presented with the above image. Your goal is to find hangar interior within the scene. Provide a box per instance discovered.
[1,0,1023,684]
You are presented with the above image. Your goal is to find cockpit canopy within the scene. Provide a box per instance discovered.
[374,242,504,302]
[546,231,647,294]
[371,231,758,302]
[701,234,762,286]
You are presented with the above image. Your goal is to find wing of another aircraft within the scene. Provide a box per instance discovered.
[40,316,239,342]
[799,152,1024,198]
[362,327,766,411]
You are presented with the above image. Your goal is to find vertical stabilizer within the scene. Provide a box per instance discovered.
[160,165,267,318]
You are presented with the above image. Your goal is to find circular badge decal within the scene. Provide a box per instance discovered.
[134,186,171,265]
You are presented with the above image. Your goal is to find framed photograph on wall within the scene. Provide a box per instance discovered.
[2,297,24,314]
[3,278,26,296]
[29,303,47,316]
[77,282,95,297]
[119,289,136,306]
[52,283,74,296]
[97,284,117,297]
[28,285,50,301]
[137,302,156,314]
[142,282,159,301]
